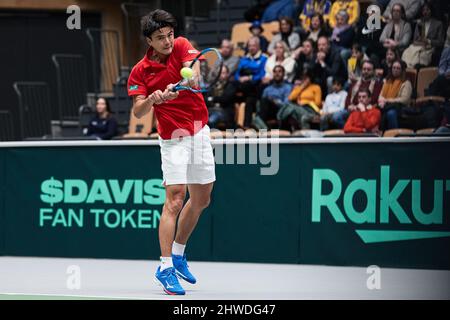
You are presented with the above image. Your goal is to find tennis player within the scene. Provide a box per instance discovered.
[127,9,215,295]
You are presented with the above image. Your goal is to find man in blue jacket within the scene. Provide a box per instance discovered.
[234,36,268,128]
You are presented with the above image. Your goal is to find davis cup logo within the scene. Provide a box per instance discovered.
[362,5,381,35]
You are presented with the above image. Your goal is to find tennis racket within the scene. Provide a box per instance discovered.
[172,48,224,93]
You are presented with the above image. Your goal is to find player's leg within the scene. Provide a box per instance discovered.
[154,184,187,295]
[172,182,214,284]
[175,182,213,244]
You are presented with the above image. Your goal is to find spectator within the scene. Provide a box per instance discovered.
[85,97,118,140]
[314,36,347,97]
[331,9,356,64]
[328,0,360,28]
[377,47,400,79]
[299,0,332,32]
[379,3,412,54]
[383,0,422,21]
[263,40,296,84]
[334,60,383,128]
[219,39,240,76]
[268,17,301,54]
[207,65,236,129]
[344,88,381,134]
[262,0,297,23]
[402,2,444,68]
[234,36,268,128]
[320,77,348,130]
[427,46,450,98]
[278,69,322,130]
[301,13,331,43]
[348,43,369,83]
[248,20,269,53]
[256,65,293,128]
[378,59,413,130]
[292,39,317,83]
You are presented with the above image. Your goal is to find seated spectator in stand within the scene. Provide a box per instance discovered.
[320,77,348,130]
[427,46,450,98]
[263,40,296,84]
[380,3,412,55]
[313,36,347,97]
[376,48,400,79]
[261,0,297,23]
[248,20,269,53]
[402,2,444,68]
[219,39,240,76]
[299,0,332,33]
[301,13,330,43]
[207,65,236,129]
[334,60,383,128]
[378,59,413,130]
[268,17,301,54]
[292,39,317,84]
[383,0,422,21]
[256,65,293,128]
[234,36,268,128]
[85,97,118,140]
[347,43,369,83]
[328,0,360,28]
[330,10,355,63]
[344,88,381,134]
[277,69,322,130]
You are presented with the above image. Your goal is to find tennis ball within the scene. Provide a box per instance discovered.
[180,67,193,79]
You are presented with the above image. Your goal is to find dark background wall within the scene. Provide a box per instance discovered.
[0,10,101,139]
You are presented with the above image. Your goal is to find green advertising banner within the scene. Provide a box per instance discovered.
[0,140,449,269]
[2,146,212,260]
[299,142,450,269]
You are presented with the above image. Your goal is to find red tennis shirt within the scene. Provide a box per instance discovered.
[127,37,208,140]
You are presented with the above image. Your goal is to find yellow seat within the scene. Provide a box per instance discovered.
[122,108,155,139]
[383,128,414,137]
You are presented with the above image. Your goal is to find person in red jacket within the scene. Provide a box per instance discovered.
[344,89,381,134]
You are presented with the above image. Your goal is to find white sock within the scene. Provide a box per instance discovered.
[172,241,186,256]
[160,256,173,271]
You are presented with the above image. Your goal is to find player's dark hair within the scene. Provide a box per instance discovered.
[141,9,177,38]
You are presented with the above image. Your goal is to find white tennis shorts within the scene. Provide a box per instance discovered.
[159,125,216,185]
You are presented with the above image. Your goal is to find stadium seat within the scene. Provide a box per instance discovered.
[235,102,246,128]
[292,129,323,137]
[13,81,53,140]
[122,108,154,139]
[406,68,418,98]
[0,110,14,141]
[383,128,414,137]
[210,130,227,139]
[231,21,279,56]
[322,129,345,137]
[416,67,439,98]
[266,129,291,137]
[416,128,436,135]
